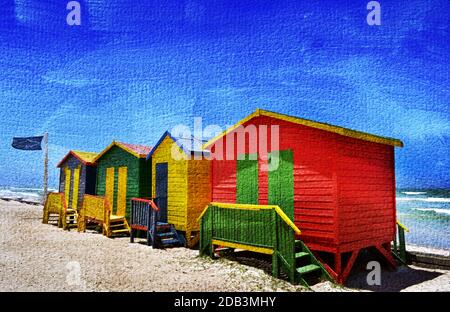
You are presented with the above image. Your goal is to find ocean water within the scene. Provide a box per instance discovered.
[397,189,450,251]
[0,187,449,250]
[0,186,57,203]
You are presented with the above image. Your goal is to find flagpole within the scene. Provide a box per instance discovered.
[43,132,48,204]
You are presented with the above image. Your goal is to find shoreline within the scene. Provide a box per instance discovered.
[0,197,42,206]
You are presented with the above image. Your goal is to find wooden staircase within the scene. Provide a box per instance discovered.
[63,208,78,230]
[199,203,334,287]
[105,215,130,237]
[43,192,78,230]
[392,220,409,264]
[294,240,332,286]
[130,198,185,248]
[155,222,185,247]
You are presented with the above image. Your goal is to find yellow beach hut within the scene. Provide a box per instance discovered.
[146,131,210,247]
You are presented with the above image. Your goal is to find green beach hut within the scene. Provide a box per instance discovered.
[93,141,153,220]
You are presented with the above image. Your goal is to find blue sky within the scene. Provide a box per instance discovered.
[0,0,449,189]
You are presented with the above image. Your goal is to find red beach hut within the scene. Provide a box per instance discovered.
[203,109,403,283]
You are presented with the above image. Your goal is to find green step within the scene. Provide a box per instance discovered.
[296,264,321,276]
[295,252,309,259]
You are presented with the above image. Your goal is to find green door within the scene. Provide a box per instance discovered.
[268,150,294,220]
[236,153,258,204]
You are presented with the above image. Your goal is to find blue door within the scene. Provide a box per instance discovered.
[155,163,168,222]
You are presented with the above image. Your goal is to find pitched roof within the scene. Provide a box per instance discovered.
[93,141,152,162]
[147,131,209,160]
[117,142,153,156]
[203,109,404,149]
[57,150,98,167]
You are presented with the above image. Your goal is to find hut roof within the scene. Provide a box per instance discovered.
[147,131,209,160]
[94,141,152,162]
[57,150,98,167]
[203,109,404,149]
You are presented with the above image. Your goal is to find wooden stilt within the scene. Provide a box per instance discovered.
[335,252,342,276]
[375,243,396,269]
[312,251,338,281]
[272,252,279,278]
[339,249,360,284]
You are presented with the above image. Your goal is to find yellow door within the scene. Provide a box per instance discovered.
[105,167,115,212]
[116,167,128,216]
[72,166,81,210]
[64,167,71,208]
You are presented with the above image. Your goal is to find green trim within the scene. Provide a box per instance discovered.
[236,153,259,205]
[268,150,294,220]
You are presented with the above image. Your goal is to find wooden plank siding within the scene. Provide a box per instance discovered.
[209,114,397,255]
[151,134,211,232]
[96,146,151,219]
[186,158,211,232]
[58,154,96,212]
[207,110,401,282]
[151,136,188,230]
[336,136,396,248]
[210,116,339,247]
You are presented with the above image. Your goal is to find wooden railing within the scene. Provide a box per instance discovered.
[130,198,160,247]
[393,220,409,263]
[42,192,65,227]
[198,202,301,282]
[77,194,109,233]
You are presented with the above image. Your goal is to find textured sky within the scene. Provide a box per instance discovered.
[0,0,449,188]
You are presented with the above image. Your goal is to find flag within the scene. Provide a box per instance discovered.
[12,136,44,150]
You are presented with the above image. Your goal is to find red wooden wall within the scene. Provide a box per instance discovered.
[335,136,396,253]
[209,115,396,254]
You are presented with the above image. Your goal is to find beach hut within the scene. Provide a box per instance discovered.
[57,150,97,212]
[199,109,403,284]
[145,131,210,247]
[93,141,152,220]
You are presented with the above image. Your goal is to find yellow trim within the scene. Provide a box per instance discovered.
[397,220,410,232]
[105,167,115,212]
[203,109,403,149]
[210,202,278,210]
[72,166,80,210]
[197,205,210,222]
[93,141,146,162]
[198,202,302,235]
[203,110,260,150]
[64,167,71,208]
[274,207,301,235]
[116,167,127,217]
[212,239,274,255]
[72,150,98,164]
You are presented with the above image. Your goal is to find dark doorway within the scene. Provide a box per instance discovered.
[155,162,168,222]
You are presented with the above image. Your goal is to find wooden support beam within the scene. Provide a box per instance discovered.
[211,239,274,255]
[339,249,360,284]
[312,251,338,281]
[335,252,342,276]
[375,243,396,269]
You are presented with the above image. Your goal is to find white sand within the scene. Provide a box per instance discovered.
[0,199,449,292]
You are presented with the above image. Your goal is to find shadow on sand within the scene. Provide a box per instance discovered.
[345,254,442,291]
[217,249,443,291]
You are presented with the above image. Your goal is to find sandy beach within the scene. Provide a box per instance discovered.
[0,199,449,292]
